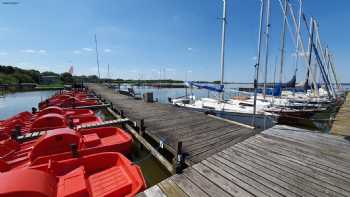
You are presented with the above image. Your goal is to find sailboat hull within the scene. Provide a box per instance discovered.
[174,105,276,130]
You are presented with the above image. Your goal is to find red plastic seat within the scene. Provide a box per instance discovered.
[57,166,88,197]
[88,166,132,197]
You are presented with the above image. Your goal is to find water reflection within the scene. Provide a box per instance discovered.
[0,91,55,119]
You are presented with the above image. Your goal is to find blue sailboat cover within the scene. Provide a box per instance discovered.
[185,81,224,93]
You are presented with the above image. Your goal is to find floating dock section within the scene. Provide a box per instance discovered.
[87,83,255,166]
[332,92,350,136]
[139,125,350,197]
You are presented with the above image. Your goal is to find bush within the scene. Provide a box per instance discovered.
[0,73,18,84]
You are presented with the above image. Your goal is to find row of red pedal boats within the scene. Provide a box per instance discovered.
[0,90,147,197]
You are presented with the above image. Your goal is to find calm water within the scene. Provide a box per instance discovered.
[0,91,56,119]
[123,83,248,103]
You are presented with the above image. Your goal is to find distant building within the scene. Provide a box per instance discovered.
[40,75,59,84]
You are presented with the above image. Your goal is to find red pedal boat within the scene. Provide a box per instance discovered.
[36,106,95,118]
[0,108,99,140]
[39,96,99,110]
[29,113,102,132]
[0,152,146,197]
[0,127,133,172]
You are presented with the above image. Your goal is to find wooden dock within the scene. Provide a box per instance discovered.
[138,125,350,197]
[87,83,255,165]
[332,92,350,136]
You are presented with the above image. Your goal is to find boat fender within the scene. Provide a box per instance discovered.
[70,144,79,158]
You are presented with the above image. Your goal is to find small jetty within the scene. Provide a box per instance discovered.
[332,92,350,136]
[87,83,256,166]
[138,125,350,197]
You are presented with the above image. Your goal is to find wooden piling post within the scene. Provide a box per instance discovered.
[139,119,145,136]
[175,141,184,174]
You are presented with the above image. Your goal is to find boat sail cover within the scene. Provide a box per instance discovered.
[257,83,282,96]
[185,81,224,93]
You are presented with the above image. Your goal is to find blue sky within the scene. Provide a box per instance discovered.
[0,0,348,82]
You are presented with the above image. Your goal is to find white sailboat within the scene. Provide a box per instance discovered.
[171,0,275,129]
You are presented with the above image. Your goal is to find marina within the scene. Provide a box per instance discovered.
[87,83,256,166]
[0,0,350,196]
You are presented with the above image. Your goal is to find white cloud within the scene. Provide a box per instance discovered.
[82,47,93,52]
[21,49,36,53]
[104,49,112,53]
[187,47,193,51]
[38,49,47,54]
[20,49,47,54]
[73,50,81,54]
[0,52,8,56]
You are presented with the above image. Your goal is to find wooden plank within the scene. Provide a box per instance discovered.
[204,157,276,197]
[241,140,350,192]
[266,126,350,156]
[183,168,231,197]
[234,142,350,196]
[170,174,209,197]
[158,179,188,197]
[219,150,313,196]
[213,154,300,197]
[252,134,350,180]
[143,185,167,197]
[258,134,350,169]
[221,147,333,197]
[185,127,250,152]
[192,163,254,197]
[229,144,347,197]
[188,134,251,164]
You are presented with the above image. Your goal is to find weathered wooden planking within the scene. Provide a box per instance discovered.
[221,148,334,197]
[332,92,350,136]
[231,142,349,196]
[158,179,188,197]
[138,125,350,197]
[88,83,254,165]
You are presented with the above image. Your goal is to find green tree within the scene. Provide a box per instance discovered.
[60,72,74,84]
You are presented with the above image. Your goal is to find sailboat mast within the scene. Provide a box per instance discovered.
[286,3,317,95]
[252,0,265,127]
[94,34,101,79]
[107,64,110,79]
[294,0,303,76]
[263,0,271,98]
[314,21,336,98]
[279,0,288,85]
[306,17,317,95]
[219,0,227,100]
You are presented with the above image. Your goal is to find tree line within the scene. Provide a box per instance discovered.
[0,65,101,85]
